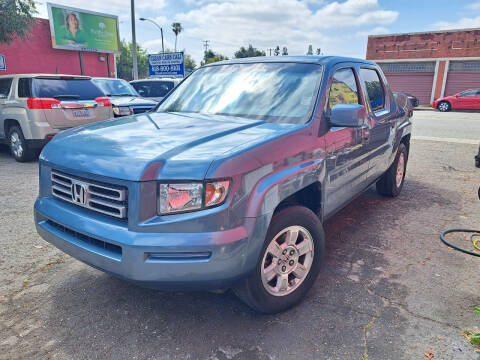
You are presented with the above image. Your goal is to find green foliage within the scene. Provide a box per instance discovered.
[474,307,480,316]
[234,44,265,58]
[465,307,480,346]
[282,47,288,56]
[171,22,183,51]
[116,39,149,81]
[274,46,280,56]
[0,0,37,44]
[202,49,228,65]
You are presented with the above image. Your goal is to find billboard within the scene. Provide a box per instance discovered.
[47,3,120,53]
[149,52,185,78]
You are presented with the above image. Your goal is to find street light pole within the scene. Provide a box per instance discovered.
[139,17,164,53]
[131,0,138,79]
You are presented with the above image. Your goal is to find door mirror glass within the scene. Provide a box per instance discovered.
[329,104,366,127]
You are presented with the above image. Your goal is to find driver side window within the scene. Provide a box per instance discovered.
[460,90,476,97]
[328,68,359,108]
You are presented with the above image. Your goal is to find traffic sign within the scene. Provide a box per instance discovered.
[148,52,184,78]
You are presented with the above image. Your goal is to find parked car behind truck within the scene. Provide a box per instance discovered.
[0,74,113,162]
[34,56,412,313]
[130,77,181,102]
[433,89,480,111]
[92,78,158,116]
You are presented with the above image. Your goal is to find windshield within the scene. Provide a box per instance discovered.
[131,81,175,98]
[157,62,322,124]
[93,79,139,96]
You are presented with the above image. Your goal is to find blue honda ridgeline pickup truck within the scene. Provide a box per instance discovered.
[34,56,412,313]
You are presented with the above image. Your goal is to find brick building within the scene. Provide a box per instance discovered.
[0,18,115,77]
[366,28,480,105]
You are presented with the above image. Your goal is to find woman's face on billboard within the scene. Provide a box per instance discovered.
[67,14,78,31]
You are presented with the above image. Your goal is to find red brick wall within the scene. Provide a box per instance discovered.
[0,18,114,77]
[367,30,480,60]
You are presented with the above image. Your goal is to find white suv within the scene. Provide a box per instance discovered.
[0,74,113,162]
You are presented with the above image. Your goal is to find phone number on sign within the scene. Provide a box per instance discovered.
[151,65,182,72]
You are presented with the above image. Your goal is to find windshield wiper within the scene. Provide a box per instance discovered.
[105,93,136,97]
[52,94,80,99]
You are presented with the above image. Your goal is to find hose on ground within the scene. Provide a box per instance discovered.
[440,229,480,257]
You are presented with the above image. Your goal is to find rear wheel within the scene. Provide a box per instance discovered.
[437,101,451,112]
[8,125,34,162]
[234,206,325,313]
[376,143,408,197]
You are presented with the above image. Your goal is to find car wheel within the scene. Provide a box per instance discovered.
[234,206,325,314]
[8,125,33,162]
[376,143,408,197]
[437,101,451,112]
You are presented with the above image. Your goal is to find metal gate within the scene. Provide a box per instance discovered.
[379,62,435,105]
[444,61,480,97]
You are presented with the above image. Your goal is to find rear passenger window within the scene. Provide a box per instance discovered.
[360,68,385,111]
[18,78,32,98]
[328,68,359,108]
[0,78,13,98]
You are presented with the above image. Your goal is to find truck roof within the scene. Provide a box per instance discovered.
[204,55,377,67]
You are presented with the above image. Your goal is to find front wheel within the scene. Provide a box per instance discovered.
[437,101,451,112]
[234,206,325,314]
[376,143,408,197]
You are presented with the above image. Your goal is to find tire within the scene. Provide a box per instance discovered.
[376,143,408,197]
[8,125,34,162]
[437,101,451,112]
[234,206,325,314]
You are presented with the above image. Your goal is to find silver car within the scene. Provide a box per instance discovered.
[0,74,113,162]
[130,78,182,102]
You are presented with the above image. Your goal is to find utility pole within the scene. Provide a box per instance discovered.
[131,0,138,80]
[268,48,273,56]
[203,40,210,63]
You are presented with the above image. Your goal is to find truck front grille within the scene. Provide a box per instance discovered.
[51,170,128,219]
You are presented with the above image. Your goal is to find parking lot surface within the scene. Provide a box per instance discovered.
[1,110,479,360]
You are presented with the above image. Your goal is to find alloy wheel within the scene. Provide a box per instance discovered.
[261,225,314,296]
[10,131,23,158]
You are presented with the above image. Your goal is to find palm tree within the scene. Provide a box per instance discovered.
[172,22,183,52]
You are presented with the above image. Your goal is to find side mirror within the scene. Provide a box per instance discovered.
[329,104,366,127]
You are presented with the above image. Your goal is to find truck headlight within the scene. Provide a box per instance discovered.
[158,180,231,215]
[112,106,132,116]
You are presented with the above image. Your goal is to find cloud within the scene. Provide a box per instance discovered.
[175,0,398,62]
[355,26,389,38]
[467,1,480,10]
[433,16,480,30]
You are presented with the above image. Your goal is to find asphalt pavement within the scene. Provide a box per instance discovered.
[0,110,479,360]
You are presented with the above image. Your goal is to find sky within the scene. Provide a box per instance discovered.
[35,0,480,66]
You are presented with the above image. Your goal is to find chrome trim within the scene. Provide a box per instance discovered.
[51,170,127,219]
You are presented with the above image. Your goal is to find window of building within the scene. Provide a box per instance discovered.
[360,68,385,111]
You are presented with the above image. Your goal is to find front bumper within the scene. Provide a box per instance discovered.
[34,197,264,290]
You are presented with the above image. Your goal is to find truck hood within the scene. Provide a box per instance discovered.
[40,112,300,181]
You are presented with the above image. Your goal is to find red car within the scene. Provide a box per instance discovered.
[433,89,480,112]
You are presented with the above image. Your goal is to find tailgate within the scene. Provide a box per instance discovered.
[44,101,112,129]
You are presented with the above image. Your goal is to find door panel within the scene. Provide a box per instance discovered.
[324,66,370,217]
[359,67,394,183]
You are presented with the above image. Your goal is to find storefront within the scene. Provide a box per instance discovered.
[367,29,480,104]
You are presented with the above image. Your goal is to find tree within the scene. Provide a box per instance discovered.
[307,45,313,55]
[274,46,280,56]
[201,49,228,65]
[116,40,149,80]
[171,22,183,52]
[282,47,288,56]
[0,0,37,44]
[316,48,322,55]
[234,44,266,58]
[184,53,196,71]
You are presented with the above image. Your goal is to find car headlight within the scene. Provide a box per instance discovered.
[158,180,231,215]
[112,106,132,116]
